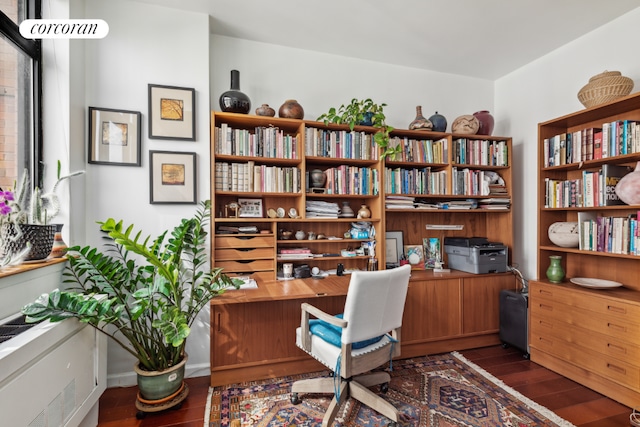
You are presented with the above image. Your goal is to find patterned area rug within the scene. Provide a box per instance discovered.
[205,352,575,427]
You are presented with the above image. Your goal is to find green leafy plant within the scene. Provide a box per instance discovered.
[22,200,238,371]
[317,98,400,159]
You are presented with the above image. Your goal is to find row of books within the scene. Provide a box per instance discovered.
[304,128,378,160]
[214,124,298,159]
[384,167,447,195]
[452,167,490,196]
[543,120,640,167]
[321,165,379,195]
[544,164,631,208]
[387,137,448,163]
[452,138,509,166]
[578,211,640,255]
[214,161,301,193]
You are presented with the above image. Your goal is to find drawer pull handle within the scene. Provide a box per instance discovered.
[538,337,553,345]
[217,313,221,332]
[236,260,255,264]
[539,290,553,297]
[237,248,256,252]
[607,343,627,354]
[607,363,626,375]
[607,323,627,332]
[538,320,553,328]
[607,305,627,314]
[538,303,553,311]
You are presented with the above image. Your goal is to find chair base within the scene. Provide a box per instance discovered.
[291,371,398,427]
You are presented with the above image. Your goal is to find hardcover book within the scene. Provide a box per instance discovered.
[602,164,632,206]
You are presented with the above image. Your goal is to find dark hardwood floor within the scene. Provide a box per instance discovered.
[97,345,634,426]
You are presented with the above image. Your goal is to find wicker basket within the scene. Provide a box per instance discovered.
[577,70,634,108]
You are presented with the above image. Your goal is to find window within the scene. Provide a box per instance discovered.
[0,0,42,190]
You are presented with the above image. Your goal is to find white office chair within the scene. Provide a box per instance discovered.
[291,264,411,426]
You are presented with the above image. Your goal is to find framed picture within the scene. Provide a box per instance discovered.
[404,244,425,270]
[149,150,197,204]
[148,84,196,141]
[238,198,263,218]
[423,237,442,269]
[88,107,141,166]
[385,231,404,268]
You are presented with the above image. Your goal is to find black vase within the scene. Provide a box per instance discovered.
[219,70,251,114]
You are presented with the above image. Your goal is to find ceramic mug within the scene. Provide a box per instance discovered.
[283,263,293,279]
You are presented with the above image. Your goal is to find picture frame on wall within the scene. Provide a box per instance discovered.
[385,230,404,268]
[148,84,196,141]
[149,150,197,204]
[88,107,141,166]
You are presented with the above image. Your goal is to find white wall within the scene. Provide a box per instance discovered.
[495,7,640,283]
[80,0,211,385]
[209,35,495,133]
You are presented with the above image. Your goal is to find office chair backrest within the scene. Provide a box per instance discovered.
[341,264,411,345]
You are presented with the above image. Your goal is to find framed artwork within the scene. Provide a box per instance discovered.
[148,84,196,141]
[385,231,404,268]
[238,198,263,218]
[88,107,141,166]
[423,237,442,269]
[404,244,425,270]
[149,150,197,204]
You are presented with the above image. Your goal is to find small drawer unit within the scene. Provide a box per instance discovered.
[214,234,275,275]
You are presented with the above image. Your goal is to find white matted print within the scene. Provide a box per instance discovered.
[149,150,197,204]
[148,84,196,140]
[88,107,141,166]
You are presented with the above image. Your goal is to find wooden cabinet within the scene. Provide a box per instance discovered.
[210,271,514,386]
[530,92,640,407]
[209,111,517,386]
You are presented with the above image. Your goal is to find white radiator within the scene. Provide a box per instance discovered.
[0,262,107,427]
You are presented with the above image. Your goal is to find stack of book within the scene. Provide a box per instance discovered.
[278,247,314,259]
[478,198,511,210]
[306,200,340,218]
[385,195,415,209]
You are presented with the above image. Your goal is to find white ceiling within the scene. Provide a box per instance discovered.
[130,0,638,80]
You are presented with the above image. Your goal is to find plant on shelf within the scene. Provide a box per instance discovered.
[21,200,239,404]
[317,98,400,159]
[0,162,85,263]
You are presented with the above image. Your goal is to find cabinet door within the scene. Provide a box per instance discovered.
[402,278,461,342]
[211,296,345,369]
[462,275,514,334]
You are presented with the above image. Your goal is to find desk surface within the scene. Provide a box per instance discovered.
[212,269,514,305]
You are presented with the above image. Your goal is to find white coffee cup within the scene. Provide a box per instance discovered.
[283,263,293,279]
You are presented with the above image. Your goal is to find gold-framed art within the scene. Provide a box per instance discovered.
[149,150,197,204]
[148,84,196,141]
[88,107,141,166]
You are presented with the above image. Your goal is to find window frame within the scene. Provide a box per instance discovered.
[0,0,43,188]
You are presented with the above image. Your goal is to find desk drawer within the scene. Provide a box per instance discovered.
[530,299,640,345]
[530,327,640,390]
[215,235,274,249]
[216,259,274,273]
[530,312,640,363]
[216,247,274,261]
[532,282,640,322]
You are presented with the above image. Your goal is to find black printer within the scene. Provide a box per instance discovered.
[444,237,508,274]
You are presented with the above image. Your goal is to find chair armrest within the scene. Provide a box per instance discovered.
[299,302,348,351]
[301,303,348,327]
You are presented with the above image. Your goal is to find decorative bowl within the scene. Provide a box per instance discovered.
[548,221,579,248]
[577,70,634,108]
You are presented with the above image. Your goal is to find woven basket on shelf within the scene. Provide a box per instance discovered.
[577,70,634,108]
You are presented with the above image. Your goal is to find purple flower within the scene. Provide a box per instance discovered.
[0,190,14,203]
[0,202,11,216]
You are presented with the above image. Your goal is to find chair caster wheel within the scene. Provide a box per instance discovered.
[136,411,146,419]
[291,393,301,405]
[380,382,389,393]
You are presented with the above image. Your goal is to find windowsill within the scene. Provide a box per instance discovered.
[0,257,67,280]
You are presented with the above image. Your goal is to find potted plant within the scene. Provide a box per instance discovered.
[0,162,84,264]
[317,98,400,159]
[21,200,238,407]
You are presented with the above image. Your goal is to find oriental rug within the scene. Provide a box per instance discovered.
[205,352,575,427]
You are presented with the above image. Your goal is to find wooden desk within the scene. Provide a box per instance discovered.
[210,270,516,386]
